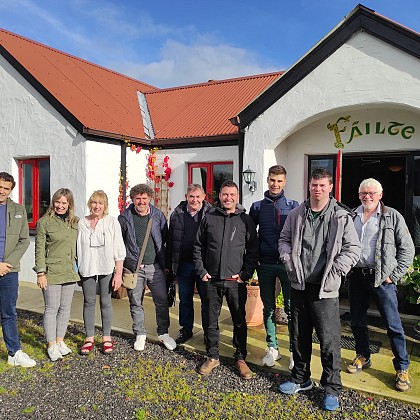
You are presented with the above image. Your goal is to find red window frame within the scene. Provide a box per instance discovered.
[18,158,49,230]
[188,161,233,203]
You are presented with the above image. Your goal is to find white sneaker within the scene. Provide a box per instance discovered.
[57,340,72,356]
[7,350,36,368]
[289,352,294,371]
[158,333,177,351]
[47,344,63,362]
[262,347,281,367]
[134,334,147,351]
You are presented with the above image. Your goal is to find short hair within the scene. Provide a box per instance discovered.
[46,188,78,226]
[87,190,109,216]
[268,165,287,177]
[310,168,333,184]
[129,183,154,200]
[186,184,205,194]
[0,172,16,189]
[359,178,383,193]
[220,180,238,191]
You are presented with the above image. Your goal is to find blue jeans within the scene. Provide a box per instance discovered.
[177,262,208,332]
[0,272,21,355]
[348,270,410,371]
[257,263,291,351]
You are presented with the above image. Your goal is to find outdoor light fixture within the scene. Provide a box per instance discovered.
[243,166,257,193]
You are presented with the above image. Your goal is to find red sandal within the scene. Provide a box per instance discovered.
[80,340,94,355]
[102,340,114,354]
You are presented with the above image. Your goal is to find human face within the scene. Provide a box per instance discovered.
[186,188,205,212]
[267,173,286,196]
[219,186,239,214]
[0,180,13,205]
[90,199,105,218]
[54,196,69,215]
[132,193,151,215]
[309,177,333,206]
[359,186,382,212]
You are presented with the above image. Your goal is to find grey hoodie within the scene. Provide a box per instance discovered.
[278,198,361,299]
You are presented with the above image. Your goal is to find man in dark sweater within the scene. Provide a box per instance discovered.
[194,180,259,380]
[249,165,298,370]
[118,184,176,352]
[167,184,212,344]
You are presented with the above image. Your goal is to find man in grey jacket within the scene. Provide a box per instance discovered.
[278,168,361,412]
[346,178,414,392]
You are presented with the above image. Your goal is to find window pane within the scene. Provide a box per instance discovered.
[213,164,233,201]
[39,160,50,218]
[22,163,33,223]
[191,167,207,191]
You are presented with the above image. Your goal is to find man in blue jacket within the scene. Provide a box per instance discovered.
[346,178,414,392]
[119,183,176,352]
[0,172,36,367]
[250,165,298,370]
[194,180,259,380]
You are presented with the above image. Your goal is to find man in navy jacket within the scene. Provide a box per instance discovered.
[250,165,298,370]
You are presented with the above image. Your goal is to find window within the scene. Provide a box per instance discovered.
[188,162,233,203]
[18,158,50,229]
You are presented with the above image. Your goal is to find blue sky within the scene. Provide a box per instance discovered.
[0,0,419,88]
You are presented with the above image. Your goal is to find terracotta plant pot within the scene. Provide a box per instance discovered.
[245,285,263,326]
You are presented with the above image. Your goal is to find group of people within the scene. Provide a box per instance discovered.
[0,165,415,412]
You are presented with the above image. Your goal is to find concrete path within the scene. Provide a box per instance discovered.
[17,281,420,406]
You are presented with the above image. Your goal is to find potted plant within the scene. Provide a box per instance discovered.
[245,271,263,326]
[401,255,420,334]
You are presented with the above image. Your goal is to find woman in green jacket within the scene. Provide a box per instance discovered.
[35,188,79,362]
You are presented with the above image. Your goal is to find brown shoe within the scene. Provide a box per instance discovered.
[198,358,220,375]
[395,370,411,392]
[235,360,253,380]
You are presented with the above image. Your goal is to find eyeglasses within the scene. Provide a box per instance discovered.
[358,191,378,197]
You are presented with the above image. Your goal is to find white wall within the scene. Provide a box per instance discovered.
[1,55,87,282]
[243,31,420,209]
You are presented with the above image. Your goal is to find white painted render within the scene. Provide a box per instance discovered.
[242,31,420,209]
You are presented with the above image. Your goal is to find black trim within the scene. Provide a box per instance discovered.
[0,44,84,134]
[238,5,420,129]
[238,130,245,200]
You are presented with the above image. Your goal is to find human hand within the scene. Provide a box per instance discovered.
[112,273,122,291]
[231,274,244,283]
[384,277,393,284]
[202,273,211,282]
[37,273,47,290]
[0,262,12,276]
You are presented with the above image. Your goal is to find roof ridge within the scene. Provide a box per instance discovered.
[0,27,158,91]
[146,71,283,94]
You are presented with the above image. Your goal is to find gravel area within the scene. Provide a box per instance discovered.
[0,311,419,419]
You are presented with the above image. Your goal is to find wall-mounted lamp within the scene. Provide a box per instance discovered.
[243,166,257,193]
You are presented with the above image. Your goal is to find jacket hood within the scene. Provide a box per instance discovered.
[216,203,246,216]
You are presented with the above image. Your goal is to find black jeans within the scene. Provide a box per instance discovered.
[204,279,247,361]
[290,284,342,396]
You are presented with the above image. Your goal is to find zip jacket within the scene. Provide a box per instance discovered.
[118,203,168,272]
[193,204,259,281]
[279,198,361,299]
[3,198,30,272]
[250,190,298,263]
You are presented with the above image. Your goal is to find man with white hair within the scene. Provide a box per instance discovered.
[347,178,415,392]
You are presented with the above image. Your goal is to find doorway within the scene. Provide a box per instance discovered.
[341,154,406,214]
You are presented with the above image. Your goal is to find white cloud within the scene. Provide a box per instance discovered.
[114,39,278,88]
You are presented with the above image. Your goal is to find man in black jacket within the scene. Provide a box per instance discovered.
[194,180,259,380]
[167,184,212,344]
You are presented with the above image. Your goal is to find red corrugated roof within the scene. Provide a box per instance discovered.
[146,73,281,140]
[0,27,282,143]
[0,28,157,141]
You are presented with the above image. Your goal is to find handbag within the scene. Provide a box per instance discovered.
[122,218,153,290]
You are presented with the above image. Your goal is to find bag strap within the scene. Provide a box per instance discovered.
[134,217,153,274]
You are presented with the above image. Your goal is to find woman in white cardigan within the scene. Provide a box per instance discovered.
[77,190,126,354]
